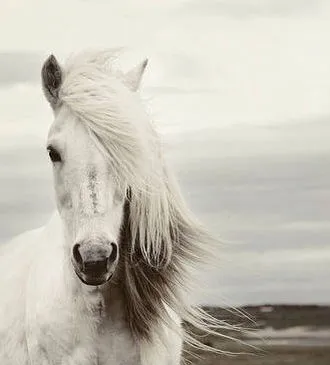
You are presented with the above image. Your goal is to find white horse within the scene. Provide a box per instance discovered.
[0,50,223,364]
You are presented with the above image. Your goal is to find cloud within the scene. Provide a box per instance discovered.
[0,0,186,53]
[163,121,330,267]
[1,119,329,260]
[178,0,324,18]
[0,146,54,241]
[0,84,51,151]
[0,0,329,305]
[0,85,329,304]
[0,52,42,86]
[198,241,330,305]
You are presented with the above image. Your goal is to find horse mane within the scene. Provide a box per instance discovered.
[58,50,233,351]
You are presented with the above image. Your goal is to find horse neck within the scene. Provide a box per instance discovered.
[75,282,126,321]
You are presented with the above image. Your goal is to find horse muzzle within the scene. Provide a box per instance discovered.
[71,239,119,286]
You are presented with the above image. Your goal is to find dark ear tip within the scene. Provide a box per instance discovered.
[42,53,62,105]
[43,54,58,68]
[142,58,149,70]
[48,54,56,62]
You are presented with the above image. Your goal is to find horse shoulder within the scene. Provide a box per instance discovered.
[24,228,78,361]
[0,226,44,319]
[0,226,44,364]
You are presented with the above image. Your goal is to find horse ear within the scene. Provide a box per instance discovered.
[123,59,148,92]
[41,54,63,108]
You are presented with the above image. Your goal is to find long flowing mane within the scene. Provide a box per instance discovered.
[58,50,231,352]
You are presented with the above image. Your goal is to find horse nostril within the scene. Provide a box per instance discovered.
[72,243,83,269]
[72,241,118,280]
[108,242,118,264]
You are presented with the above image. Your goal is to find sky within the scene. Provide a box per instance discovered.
[0,0,329,306]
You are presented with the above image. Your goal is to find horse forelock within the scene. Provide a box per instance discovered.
[57,50,179,271]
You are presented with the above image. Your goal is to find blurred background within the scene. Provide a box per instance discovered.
[0,1,329,363]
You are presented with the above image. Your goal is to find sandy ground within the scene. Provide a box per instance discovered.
[186,345,330,365]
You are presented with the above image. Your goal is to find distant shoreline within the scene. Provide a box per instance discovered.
[201,304,330,331]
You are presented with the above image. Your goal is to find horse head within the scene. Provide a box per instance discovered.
[41,52,148,286]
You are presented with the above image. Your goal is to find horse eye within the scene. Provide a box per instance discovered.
[47,147,62,163]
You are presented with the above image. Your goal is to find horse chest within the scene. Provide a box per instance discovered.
[95,322,140,365]
[92,295,141,365]
[26,284,140,365]
[29,310,140,365]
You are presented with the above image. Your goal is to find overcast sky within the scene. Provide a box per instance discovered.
[0,0,329,306]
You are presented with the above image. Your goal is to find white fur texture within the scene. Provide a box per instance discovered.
[0,214,182,364]
[0,49,224,364]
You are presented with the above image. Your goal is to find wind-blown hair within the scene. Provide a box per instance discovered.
[56,50,233,351]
